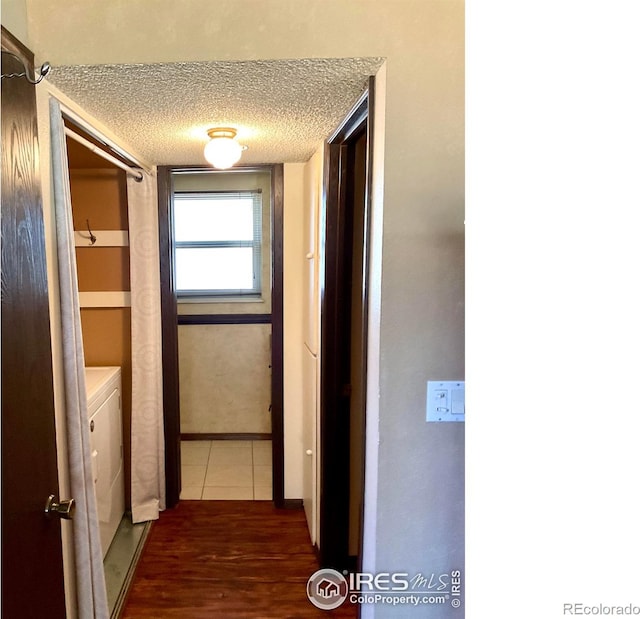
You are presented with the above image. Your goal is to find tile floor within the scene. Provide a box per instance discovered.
[180,440,273,501]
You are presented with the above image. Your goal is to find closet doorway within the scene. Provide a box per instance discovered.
[158,165,284,508]
[320,83,374,571]
[61,115,154,618]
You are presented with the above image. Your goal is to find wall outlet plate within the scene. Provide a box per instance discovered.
[426,381,465,422]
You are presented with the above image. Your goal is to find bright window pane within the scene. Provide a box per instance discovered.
[174,197,254,242]
[175,247,254,291]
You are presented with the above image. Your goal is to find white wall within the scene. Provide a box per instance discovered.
[26,3,464,616]
[301,142,324,543]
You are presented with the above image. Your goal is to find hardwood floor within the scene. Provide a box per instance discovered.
[120,501,358,618]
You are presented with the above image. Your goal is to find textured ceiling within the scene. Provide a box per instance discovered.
[50,57,384,166]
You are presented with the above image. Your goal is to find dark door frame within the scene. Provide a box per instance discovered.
[157,164,285,508]
[319,79,374,570]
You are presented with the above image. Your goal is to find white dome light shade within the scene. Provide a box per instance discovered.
[204,128,243,169]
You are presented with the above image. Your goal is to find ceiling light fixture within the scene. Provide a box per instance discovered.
[203,127,246,169]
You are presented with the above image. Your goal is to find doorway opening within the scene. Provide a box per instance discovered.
[320,82,374,571]
[158,164,285,508]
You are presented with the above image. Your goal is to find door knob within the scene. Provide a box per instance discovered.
[44,495,76,520]
[306,449,313,456]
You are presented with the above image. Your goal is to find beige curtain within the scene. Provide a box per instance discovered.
[50,98,109,619]
[127,171,166,523]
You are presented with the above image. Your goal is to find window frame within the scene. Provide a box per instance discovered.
[172,189,263,298]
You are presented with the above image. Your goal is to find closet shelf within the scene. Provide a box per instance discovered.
[79,291,131,308]
[74,230,129,248]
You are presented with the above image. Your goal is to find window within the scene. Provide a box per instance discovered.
[173,191,262,297]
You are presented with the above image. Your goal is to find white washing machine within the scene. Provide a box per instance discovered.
[85,366,125,558]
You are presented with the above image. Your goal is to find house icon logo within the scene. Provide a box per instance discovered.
[306,568,349,610]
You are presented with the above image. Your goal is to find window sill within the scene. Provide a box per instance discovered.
[177,296,265,304]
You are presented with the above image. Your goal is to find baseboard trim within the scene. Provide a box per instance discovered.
[282,499,304,509]
[181,433,272,441]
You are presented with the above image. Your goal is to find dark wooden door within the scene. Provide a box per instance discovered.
[1,27,67,618]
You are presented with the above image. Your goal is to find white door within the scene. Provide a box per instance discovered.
[302,344,318,543]
[301,147,323,545]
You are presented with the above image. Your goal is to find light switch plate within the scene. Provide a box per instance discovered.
[426,381,465,422]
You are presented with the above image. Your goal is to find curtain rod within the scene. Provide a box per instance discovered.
[64,127,144,182]
[60,102,149,172]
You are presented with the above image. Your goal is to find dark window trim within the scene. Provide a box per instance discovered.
[177,313,271,325]
[177,289,262,299]
[270,164,285,507]
[157,166,181,507]
[181,433,272,441]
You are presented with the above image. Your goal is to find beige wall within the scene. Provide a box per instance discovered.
[283,162,305,499]
[69,167,133,509]
[26,3,464,616]
[1,0,29,44]
[178,323,272,434]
